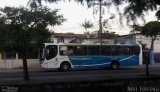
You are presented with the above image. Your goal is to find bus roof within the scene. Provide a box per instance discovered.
[44,43,140,46]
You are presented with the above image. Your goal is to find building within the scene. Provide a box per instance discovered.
[51,32,114,44]
[114,33,160,64]
[51,33,84,43]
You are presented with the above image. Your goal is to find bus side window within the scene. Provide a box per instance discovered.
[121,46,130,55]
[133,46,140,55]
[60,50,68,55]
[112,46,121,55]
[60,46,68,55]
[102,46,112,55]
[68,46,74,55]
[88,46,100,55]
[74,46,87,56]
[129,46,140,55]
[60,46,74,56]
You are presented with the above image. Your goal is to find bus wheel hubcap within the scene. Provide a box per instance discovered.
[112,63,118,69]
[63,64,69,70]
[113,64,117,69]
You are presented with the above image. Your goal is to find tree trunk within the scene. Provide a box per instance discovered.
[22,48,29,81]
[146,35,157,75]
[150,45,155,64]
[146,39,154,75]
[146,54,149,75]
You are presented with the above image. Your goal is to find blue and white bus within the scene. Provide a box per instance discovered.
[39,43,142,71]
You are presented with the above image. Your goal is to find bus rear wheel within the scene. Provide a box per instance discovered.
[111,61,119,70]
[60,62,71,71]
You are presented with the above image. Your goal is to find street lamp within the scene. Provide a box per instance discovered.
[99,15,115,46]
[103,15,115,28]
[99,15,115,54]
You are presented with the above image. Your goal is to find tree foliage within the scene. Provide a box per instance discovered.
[132,21,160,48]
[29,0,160,23]
[0,6,66,80]
[132,21,160,38]
[142,21,160,38]
[76,0,160,22]
[0,6,65,49]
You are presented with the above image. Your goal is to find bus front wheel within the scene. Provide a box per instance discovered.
[60,62,71,71]
[111,61,119,70]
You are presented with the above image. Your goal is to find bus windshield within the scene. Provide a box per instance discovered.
[39,45,58,62]
[45,45,58,60]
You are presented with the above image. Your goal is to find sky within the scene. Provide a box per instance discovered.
[0,0,157,35]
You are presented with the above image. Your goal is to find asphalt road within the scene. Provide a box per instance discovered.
[0,67,160,83]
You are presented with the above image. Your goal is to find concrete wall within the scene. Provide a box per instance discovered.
[0,53,40,69]
[114,35,136,45]
[136,34,160,52]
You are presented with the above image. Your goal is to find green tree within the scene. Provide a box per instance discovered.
[81,20,93,37]
[132,21,160,75]
[0,6,66,81]
[81,20,93,32]
[81,20,93,43]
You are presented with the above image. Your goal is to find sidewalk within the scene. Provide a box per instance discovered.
[0,63,160,73]
[129,63,160,68]
[0,68,46,73]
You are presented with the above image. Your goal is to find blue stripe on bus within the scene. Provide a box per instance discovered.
[69,55,139,69]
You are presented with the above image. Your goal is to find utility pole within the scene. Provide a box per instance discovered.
[98,0,114,52]
[93,0,112,53]
[99,0,102,46]
[99,0,103,54]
